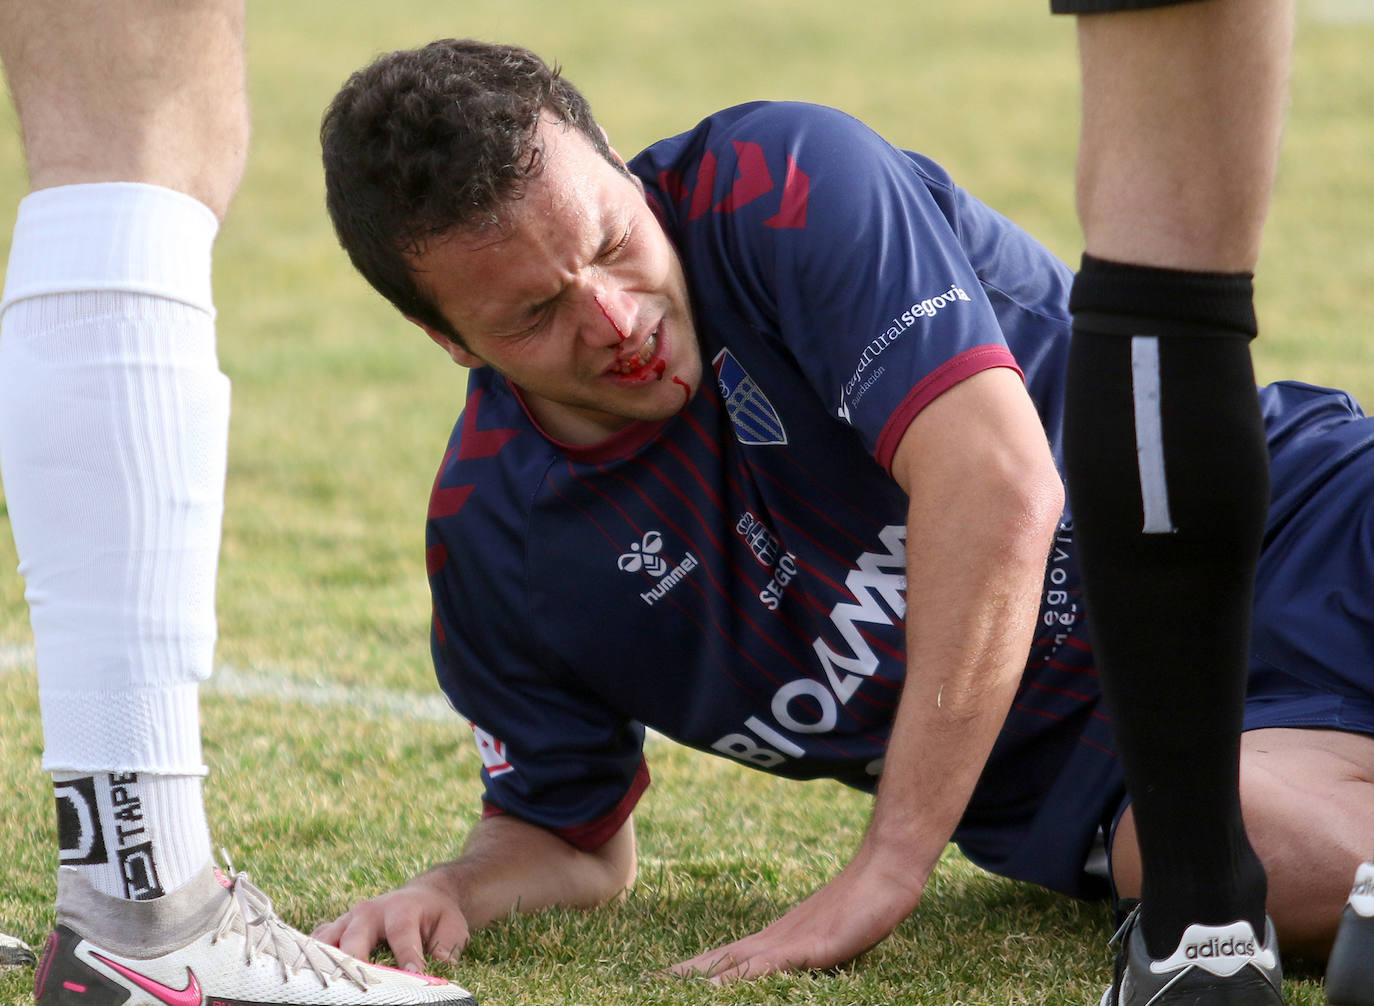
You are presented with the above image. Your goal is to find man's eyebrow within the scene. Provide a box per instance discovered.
[600,204,629,245]
[485,289,561,336]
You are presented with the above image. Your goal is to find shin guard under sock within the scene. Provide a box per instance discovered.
[1064,255,1270,959]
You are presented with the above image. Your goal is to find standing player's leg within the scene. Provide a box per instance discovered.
[0,0,241,930]
[1053,0,1294,1001]
[0,3,473,1003]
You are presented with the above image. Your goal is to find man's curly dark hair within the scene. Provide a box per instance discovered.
[320,39,621,343]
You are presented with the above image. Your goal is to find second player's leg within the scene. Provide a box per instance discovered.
[0,0,248,892]
[1062,0,1296,972]
[1074,0,1293,272]
[0,0,249,216]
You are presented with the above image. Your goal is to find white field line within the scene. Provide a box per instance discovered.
[0,643,457,724]
[0,644,29,672]
[0,643,666,743]
[209,664,460,724]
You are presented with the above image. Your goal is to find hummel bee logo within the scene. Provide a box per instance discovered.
[618,530,700,606]
[618,531,669,577]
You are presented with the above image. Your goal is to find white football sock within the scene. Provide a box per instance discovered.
[52,772,212,900]
[0,182,229,898]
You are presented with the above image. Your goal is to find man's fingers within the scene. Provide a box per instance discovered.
[422,912,471,965]
[309,891,469,975]
[310,918,343,945]
[672,936,819,983]
[670,947,748,981]
[377,906,429,974]
[334,909,391,963]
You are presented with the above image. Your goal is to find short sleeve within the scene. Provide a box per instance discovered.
[432,611,649,851]
[634,102,1023,472]
[425,399,649,851]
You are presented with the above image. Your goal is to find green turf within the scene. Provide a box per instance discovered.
[1,1,1370,1002]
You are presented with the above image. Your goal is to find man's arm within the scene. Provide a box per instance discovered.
[314,811,637,972]
[672,366,1064,979]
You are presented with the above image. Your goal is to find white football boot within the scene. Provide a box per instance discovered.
[34,864,477,1006]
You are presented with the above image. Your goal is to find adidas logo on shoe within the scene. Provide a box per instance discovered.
[1099,906,1284,1006]
[1149,921,1276,978]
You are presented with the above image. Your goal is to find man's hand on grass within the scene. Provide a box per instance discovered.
[668,854,920,982]
[312,881,470,974]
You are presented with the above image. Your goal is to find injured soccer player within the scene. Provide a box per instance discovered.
[312,38,1374,984]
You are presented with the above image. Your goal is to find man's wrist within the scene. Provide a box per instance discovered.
[407,859,469,902]
[848,835,932,907]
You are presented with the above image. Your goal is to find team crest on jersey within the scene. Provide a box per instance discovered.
[470,723,515,778]
[712,349,787,446]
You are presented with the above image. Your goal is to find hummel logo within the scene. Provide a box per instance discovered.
[616,530,700,606]
[618,531,669,577]
[90,952,202,1006]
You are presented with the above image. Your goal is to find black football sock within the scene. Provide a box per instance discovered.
[1063,254,1270,960]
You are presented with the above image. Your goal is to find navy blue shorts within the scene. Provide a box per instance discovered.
[1244,381,1374,739]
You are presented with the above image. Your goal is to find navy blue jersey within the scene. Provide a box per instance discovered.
[425,102,1374,900]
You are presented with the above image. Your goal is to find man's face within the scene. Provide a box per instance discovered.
[408,116,702,445]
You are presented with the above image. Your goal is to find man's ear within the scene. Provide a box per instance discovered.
[601,126,645,195]
[599,125,621,164]
[409,317,484,368]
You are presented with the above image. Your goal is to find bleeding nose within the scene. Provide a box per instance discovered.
[595,294,629,341]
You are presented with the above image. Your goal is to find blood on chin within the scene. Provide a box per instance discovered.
[594,366,694,419]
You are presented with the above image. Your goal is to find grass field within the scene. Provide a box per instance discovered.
[1,1,1372,1003]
